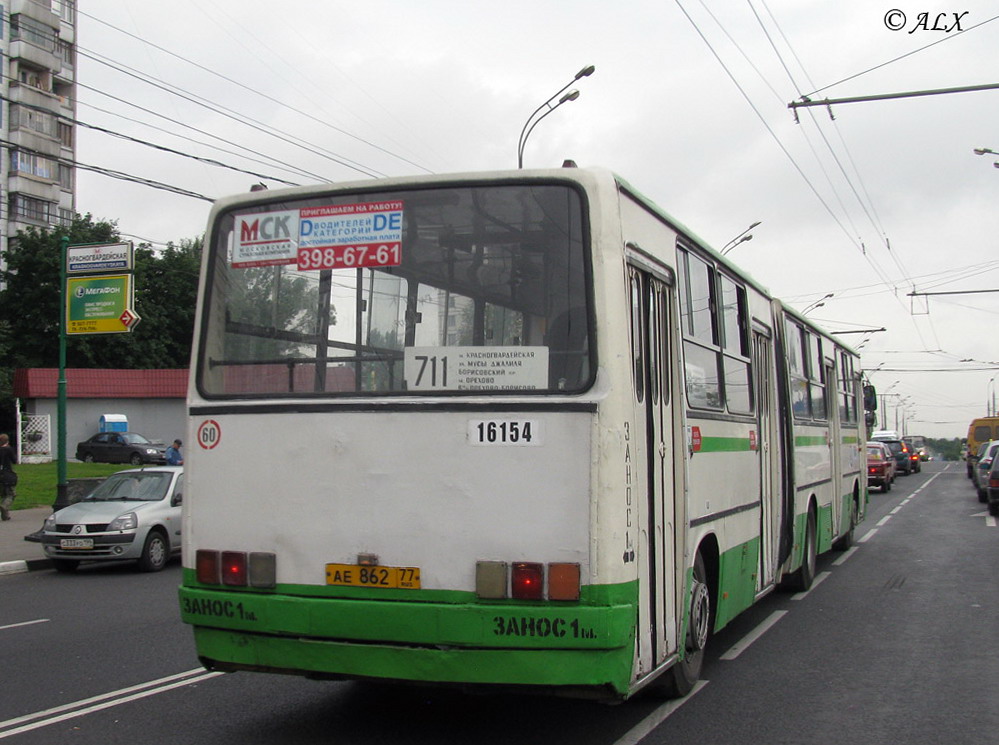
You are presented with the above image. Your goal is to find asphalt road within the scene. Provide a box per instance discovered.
[1,461,995,744]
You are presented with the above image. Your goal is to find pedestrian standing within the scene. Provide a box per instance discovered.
[0,433,17,521]
[165,439,184,466]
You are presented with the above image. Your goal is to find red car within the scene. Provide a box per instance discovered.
[867,441,896,493]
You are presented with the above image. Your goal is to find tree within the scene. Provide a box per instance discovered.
[0,216,202,438]
[0,216,201,369]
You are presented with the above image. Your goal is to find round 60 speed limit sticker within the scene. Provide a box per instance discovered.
[197,419,222,450]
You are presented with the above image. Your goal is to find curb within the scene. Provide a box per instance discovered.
[0,558,51,576]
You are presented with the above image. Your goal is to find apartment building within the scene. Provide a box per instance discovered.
[2,0,76,261]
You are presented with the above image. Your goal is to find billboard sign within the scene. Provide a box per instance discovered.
[67,242,134,274]
[66,274,138,335]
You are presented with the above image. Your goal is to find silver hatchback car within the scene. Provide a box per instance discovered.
[40,466,183,573]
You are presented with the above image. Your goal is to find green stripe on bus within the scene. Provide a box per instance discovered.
[794,436,827,447]
[699,436,754,453]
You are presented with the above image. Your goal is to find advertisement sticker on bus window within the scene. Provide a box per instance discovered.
[233,210,300,268]
[296,201,404,271]
[403,347,549,391]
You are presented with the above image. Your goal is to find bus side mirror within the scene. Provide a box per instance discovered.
[863,384,877,412]
[865,410,877,428]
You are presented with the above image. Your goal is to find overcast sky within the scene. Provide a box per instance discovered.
[74,1,999,440]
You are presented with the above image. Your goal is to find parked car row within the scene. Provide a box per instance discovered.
[866,441,897,492]
[969,439,999,516]
[866,431,925,493]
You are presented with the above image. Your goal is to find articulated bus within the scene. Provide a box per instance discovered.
[179,167,872,701]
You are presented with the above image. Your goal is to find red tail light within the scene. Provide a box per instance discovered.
[196,550,220,584]
[221,551,248,586]
[511,562,544,600]
[195,549,275,587]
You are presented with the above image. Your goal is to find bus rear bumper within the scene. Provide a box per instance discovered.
[192,626,632,698]
[179,585,636,696]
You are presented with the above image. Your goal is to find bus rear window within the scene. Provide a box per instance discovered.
[197,183,591,397]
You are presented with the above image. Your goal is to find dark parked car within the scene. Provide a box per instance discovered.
[987,456,999,516]
[75,432,167,465]
[872,436,914,475]
[972,441,999,503]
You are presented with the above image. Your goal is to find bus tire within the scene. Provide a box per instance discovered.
[653,552,710,698]
[785,509,816,592]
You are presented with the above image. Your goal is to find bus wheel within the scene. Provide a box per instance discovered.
[785,509,816,592]
[654,552,710,698]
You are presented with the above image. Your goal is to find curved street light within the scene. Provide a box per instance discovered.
[973,147,999,169]
[720,221,761,255]
[517,65,595,169]
[802,292,834,315]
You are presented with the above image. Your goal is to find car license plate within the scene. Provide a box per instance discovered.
[60,538,94,550]
[325,563,420,589]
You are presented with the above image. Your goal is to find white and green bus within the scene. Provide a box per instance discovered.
[179,167,870,701]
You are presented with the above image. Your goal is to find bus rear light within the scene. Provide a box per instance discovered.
[196,550,221,584]
[512,562,544,600]
[548,563,581,601]
[195,550,275,588]
[222,551,248,586]
[248,552,277,588]
[475,561,508,599]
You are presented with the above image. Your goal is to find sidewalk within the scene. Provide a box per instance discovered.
[0,506,53,575]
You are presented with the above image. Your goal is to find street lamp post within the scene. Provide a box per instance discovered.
[802,293,834,315]
[973,147,999,169]
[720,221,761,255]
[517,65,595,169]
[880,380,900,430]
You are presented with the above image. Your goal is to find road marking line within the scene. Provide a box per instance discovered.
[0,619,49,632]
[720,610,788,660]
[0,668,222,739]
[614,681,708,745]
[791,571,831,600]
[832,547,858,566]
[890,505,903,514]
[859,528,877,543]
[876,515,892,527]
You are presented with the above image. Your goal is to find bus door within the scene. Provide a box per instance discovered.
[825,358,842,540]
[628,262,680,673]
[752,328,780,591]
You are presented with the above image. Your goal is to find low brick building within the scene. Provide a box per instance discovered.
[13,369,188,463]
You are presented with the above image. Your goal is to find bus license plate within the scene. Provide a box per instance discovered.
[60,538,94,549]
[325,564,421,589]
